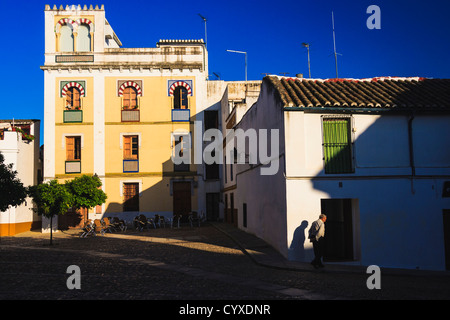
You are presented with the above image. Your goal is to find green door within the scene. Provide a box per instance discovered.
[322,118,353,174]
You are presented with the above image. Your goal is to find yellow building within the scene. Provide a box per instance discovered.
[42,5,215,230]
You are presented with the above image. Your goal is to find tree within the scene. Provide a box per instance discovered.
[28,180,73,245]
[65,174,107,213]
[0,152,28,212]
[28,175,107,244]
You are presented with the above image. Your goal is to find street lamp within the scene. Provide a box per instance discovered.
[226,49,247,81]
[302,43,311,78]
[198,14,207,50]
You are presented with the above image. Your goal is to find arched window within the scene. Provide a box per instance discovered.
[174,87,189,109]
[60,25,74,52]
[66,87,81,109]
[122,87,138,109]
[77,24,91,52]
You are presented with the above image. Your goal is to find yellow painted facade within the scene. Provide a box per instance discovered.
[43,5,211,229]
[52,75,200,216]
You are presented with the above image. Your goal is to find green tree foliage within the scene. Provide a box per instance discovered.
[28,180,73,245]
[0,152,27,212]
[65,174,107,211]
[28,174,107,245]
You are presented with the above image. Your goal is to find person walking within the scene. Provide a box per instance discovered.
[308,214,327,268]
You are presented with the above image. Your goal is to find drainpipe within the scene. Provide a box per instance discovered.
[408,112,415,194]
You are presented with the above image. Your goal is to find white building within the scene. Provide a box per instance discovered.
[229,75,450,271]
[0,120,41,236]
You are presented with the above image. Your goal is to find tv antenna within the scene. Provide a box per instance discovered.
[331,11,342,78]
[198,14,208,50]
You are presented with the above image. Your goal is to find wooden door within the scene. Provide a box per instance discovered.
[173,182,191,221]
[321,199,354,261]
[123,183,139,212]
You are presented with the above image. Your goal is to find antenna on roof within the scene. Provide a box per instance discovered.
[331,11,342,78]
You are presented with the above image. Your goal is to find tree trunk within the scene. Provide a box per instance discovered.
[50,215,53,245]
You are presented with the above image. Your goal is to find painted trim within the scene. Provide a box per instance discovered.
[61,81,86,97]
[75,18,94,30]
[118,81,142,97]
[55,18,94,31]
[0,221,41,236]
[168,80,193,96]
[55,18,77,30]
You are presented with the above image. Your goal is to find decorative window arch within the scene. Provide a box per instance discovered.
[55,18,77,31]
[168,81,193,97]
[55,18,95,52]
[61,82,86,110]
[56,19,76,52]
[61,81,86,97]
[75,18,94,52]
[118,81,143,97]
[75,18,94,31]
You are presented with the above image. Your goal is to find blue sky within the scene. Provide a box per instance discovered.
[0,0,449,141]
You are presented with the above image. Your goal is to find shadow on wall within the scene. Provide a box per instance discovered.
[288,220,309,261]
[56,101,224,231]
[286,79,450,268]
[56,156,200,229]
[104,157,197,223]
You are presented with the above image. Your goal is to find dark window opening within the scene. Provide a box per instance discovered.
[174,87,189,109]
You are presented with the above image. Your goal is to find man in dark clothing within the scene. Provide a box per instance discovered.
[308,214,327,268]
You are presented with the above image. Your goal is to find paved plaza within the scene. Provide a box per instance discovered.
[1,222,450,303]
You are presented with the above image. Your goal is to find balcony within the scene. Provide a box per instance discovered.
[123,159,139,173]
[121,109,140,122]
[64,110,83,123]
[65,161,81,174]
[172,109,190,122]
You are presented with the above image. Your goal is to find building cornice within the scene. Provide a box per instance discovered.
[40,62,204,72]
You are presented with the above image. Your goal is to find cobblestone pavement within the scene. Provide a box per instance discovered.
[1,222,450,302]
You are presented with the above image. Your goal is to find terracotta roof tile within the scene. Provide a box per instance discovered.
[266,76,450,112]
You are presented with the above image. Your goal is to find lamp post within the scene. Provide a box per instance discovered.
[302,43,311,78]
[226,49,247,81]
[198,14,207,50]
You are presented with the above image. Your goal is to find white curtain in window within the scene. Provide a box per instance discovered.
[60,25,74,52]
[77,25,91,52]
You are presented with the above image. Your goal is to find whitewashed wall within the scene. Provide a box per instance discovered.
[233,83,288,256]
[284,111,450,270]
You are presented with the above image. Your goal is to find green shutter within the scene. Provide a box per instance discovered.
[323,118,353,174]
